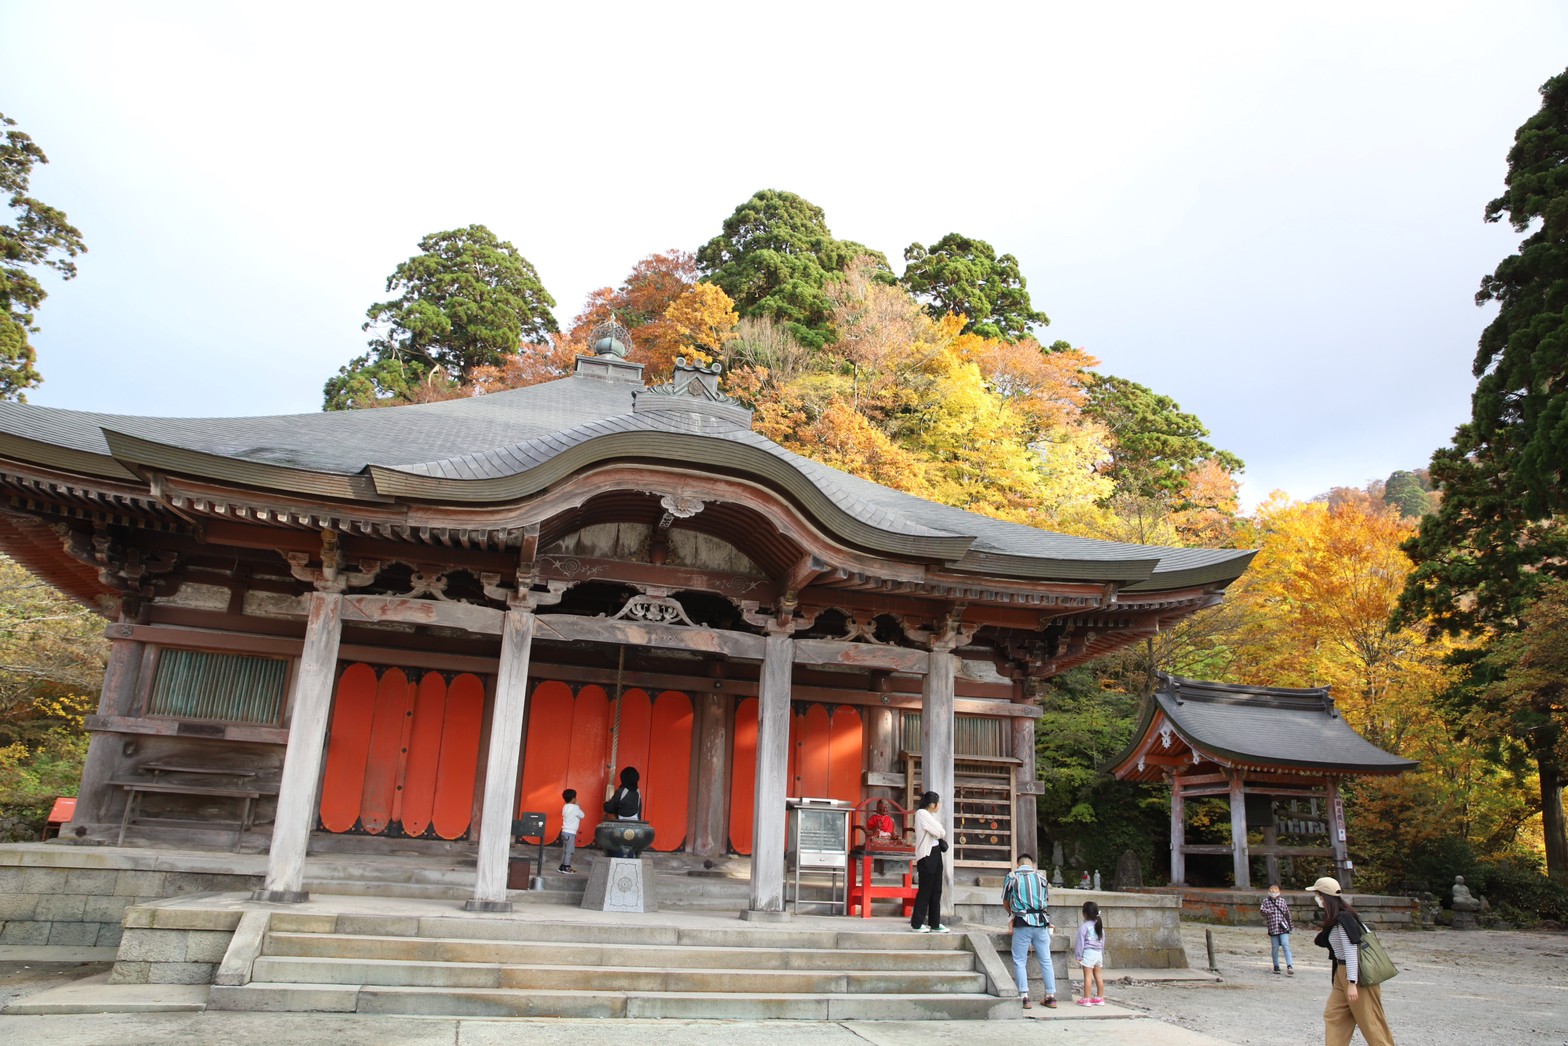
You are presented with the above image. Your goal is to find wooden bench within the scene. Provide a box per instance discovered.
[111,763,275,851]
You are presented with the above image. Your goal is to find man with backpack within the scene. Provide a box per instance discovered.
[1003,853,1058,1009]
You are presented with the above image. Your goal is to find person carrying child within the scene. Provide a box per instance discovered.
[1003,853,1058,1010]
[1261,882,1295,974]
[1073,900,1106,1006]
[558,789,585,874]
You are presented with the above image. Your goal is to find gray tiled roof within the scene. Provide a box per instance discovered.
[1149,676,1417,773]
[0,371,1254,589]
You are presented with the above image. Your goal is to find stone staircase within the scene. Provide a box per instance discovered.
[208,911,1014,1019]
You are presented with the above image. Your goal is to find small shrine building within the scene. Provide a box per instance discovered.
[1107,674,1417,890]
[0,340,1254,914]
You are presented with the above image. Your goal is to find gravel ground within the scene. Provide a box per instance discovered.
[1108,922,1568,1045]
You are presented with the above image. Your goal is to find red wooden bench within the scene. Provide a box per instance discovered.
[42,797,76,839]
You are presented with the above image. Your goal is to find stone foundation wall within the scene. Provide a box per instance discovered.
[953,886,1189,971]
[0,844,260,949]
[1133,887,1425,928]
[109,905,245,985]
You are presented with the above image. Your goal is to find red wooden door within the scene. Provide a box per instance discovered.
[359,669,412,835]
[565,684,611,825]
[828,705,863,805]
[399,671,448,838]
[728,697,758,855]
[319,663,377,833]
[518,681,575,841]
[430,673,484,840]
[644,690,693,851]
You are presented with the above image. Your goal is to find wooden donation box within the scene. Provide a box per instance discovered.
[786,797,852,913]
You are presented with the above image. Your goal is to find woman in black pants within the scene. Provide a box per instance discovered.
[910,790,949,932]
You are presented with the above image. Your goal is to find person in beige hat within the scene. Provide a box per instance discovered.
[1307,877,1396,1046]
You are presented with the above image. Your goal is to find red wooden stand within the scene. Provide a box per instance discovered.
[847,851,917,918]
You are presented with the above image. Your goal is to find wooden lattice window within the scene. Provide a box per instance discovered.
[147,648,288,725]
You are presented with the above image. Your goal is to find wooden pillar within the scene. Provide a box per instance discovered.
[747,630,793,914]
[1169,773,1186,885]
[1325,777,1351,889]
[692,690,730,858]
[467,608,536,911]
[1011,714,1038,864]
[71,626,145,829]
[1229,771,1250,889]
[867,702,896,793]
[923,642,956,916]
[1263,826,1280,886]
[254,591,343,903]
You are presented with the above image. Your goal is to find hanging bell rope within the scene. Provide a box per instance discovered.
[605,643,625,802]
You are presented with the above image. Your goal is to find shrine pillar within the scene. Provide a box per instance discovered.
[691,689,730,858]
[922,639,957,916]
[1228,770,1250,889]
[467,608,536,911]
[254,591,343,903]
[1011,713,1038,863]
[1169,772,1186,885]
[1325,776,1351,890]
[746,630,793,915]
[71,623,146,830]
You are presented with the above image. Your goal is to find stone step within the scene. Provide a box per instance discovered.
[209,982,1012,1021]
[248,955,988,995]
[278,914,968,952]
[265,931,978,971]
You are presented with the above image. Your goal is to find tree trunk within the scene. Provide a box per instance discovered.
[1540,751,1568,881]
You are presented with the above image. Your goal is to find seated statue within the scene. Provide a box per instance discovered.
[1451,875,1481,912]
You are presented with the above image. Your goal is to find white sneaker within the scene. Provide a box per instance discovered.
[911,925,930,933]
[934,924,952,933]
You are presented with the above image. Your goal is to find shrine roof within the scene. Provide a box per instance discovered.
[0,369,1254,590]
[1108,675,1419,780]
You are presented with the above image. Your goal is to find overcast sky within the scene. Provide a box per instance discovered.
[2,2,1564,510]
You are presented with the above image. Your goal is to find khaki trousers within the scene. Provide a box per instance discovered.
[1324,965,1395,1046]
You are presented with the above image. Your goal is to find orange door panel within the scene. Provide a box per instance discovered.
[828,705,864,805]
[796,704,832,798]
[728,697,758,855]
[566,684,611,821]
[610,688,653,805]
[360,668,411,835]
[399,672,448,838]
[431,673,484,840]
[518,681,575,841]
[320,663,378,833]
[644,690,693,851]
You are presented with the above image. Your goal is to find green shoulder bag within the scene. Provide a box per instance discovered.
[1356,919,1398,987]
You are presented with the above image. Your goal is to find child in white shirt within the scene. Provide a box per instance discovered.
[559,789,585,874]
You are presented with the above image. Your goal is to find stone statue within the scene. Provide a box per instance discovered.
[1114,849,1144,892]
[1451,874,1481,929]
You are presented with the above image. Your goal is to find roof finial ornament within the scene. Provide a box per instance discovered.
[589,314,632,359]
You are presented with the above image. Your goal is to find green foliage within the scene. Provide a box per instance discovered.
[1,112,86,400]
[1471,858,1568,924]
[324,225,558,409]
[1034,668,1169,882]
[1382,469,1432,519]
[696,189,890,351]
[1084,373,1244,499]
[0,555,101,839]
[1472,66,1568,521]
[901,232,1049,341]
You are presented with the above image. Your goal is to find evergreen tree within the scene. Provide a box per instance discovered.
[901,232,1049,341]
[0,113,86,400]
[324,225,557,409]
